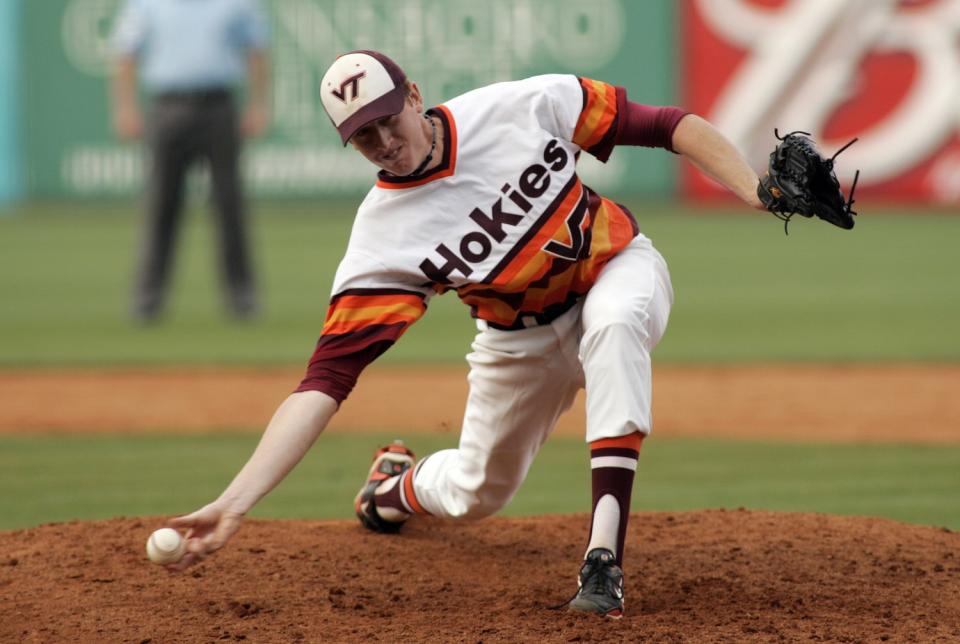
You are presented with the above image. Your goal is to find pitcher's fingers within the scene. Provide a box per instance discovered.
[166,550,202,572]
[167,514,198,529]
[166,520,196,540]
[200,532,228,553]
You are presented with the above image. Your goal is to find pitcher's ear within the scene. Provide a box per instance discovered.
[405,80,423,107]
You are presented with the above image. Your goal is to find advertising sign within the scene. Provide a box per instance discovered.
[24,0,677,199]
[682,0,960,203]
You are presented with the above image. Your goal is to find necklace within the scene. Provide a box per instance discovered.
[408,114,437,176]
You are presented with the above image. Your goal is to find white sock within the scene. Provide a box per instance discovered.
[585,494,620,557]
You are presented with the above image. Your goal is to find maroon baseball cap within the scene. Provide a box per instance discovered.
[320,50,408,145]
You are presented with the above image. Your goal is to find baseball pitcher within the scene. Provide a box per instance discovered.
[165,50,847,617]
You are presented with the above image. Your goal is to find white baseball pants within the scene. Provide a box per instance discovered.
[412,234,673,519]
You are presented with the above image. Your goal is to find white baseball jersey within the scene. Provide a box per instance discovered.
[298,74,639,401]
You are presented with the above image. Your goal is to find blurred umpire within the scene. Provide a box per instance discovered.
[110,0,270,322]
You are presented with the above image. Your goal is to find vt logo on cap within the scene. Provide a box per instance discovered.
[331,72,366,103]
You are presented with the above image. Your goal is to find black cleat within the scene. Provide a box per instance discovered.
[567,548,625,618]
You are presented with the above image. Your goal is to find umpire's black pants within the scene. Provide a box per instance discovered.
[135,89,256,320]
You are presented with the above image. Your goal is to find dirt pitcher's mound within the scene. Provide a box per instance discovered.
[3,511,958,643]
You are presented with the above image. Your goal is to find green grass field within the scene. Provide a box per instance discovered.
[1,200,957,532]
[2,432,958,531]
[1,200,958,365]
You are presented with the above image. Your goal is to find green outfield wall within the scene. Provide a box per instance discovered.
[17,0,678,200]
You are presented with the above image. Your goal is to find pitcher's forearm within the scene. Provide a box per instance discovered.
[216,390,338,514]
[672,115,764,209]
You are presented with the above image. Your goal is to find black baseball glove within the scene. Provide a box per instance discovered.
[757,129,860,234]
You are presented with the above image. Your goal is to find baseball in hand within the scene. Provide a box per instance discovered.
[146,528,186,565]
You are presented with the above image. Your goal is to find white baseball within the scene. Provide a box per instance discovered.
[146,528,186,565]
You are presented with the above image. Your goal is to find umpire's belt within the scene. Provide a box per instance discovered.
[154,88,233,104]
[478,297,581,332]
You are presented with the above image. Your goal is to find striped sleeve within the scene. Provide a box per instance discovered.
[572,77,627,163]
[296,288,428,403]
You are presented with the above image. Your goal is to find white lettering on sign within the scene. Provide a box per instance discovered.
[695,0,960,186]
[62,145,142,193]
[58,1,629,194]
[270,0,625,142]
[62,145,378,194]
[62,0,627,144]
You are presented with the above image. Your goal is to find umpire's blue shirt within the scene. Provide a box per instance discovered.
[112,0,268,94]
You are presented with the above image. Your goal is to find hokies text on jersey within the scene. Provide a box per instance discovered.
[419,139,577,285]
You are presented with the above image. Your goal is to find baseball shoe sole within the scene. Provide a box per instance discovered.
[354,440,415,533]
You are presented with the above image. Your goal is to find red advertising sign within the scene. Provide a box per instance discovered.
[681,0,960,203]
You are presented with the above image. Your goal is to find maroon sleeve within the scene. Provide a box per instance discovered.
[614,102,690,154]
[293,287,428,405]
[294,340,393,405]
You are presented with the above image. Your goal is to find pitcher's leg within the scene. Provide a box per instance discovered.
[580,236,673,442]
[578,235,673,566]
[376,312,582,522]
[415,321,581,518]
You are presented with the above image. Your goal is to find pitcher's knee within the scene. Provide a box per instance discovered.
[445,484,514,519]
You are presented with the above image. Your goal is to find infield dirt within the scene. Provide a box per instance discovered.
[2,363,959,441]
